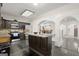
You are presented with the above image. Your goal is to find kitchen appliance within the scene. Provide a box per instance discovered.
[10,32,20,39]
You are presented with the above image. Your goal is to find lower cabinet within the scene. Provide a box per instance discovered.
[0,47,10,56]
[28,35,52,56]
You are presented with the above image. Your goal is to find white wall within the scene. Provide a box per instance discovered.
[31,4,79,47]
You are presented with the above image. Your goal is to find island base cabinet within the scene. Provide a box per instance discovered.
[28,35,52,56]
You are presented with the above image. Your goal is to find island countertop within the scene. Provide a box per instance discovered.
[28,33,54,37]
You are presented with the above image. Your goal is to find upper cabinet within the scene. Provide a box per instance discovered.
[0,3,2,29]
[5,20,11,29]
[19,22,30,30]
[0,3,11,30]
[19,22,25,30]
[0,18,11,30]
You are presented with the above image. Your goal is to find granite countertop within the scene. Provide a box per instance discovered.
[28,33,53,37]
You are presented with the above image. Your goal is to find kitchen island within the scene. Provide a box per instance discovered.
[28,33,52,56]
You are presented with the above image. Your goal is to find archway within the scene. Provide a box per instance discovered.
[59,16,79,51]
[60,16,79,38]
[38,20,55,35]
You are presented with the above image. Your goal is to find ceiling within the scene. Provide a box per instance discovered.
[1,3,68,21]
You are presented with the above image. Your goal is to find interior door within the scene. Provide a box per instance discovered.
[74,27,78,37]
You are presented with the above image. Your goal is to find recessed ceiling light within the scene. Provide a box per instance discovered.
[33,3,38,6]
[21,10,33,17]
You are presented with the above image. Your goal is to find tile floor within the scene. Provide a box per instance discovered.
[1,38,79,56]
[10,39,29,56]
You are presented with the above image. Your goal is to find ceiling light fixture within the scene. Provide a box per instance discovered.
[21,10,33,17]
[33,3,38,6]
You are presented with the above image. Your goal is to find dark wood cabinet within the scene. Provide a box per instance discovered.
[5,20,11,29]
[0,3,1,18]
[0,18,11,29]
[0,3,11,30]
[19,22,30,30]
[28,35,52,56]
[0,3,2,29]
[0,19,3,29]
[19,22,25,30]
[1,18,6,29]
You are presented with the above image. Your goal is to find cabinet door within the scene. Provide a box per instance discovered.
[2,19,6,29]
[19,22,25,30]
[0,4,1,29]
[5,20,11,29]
[0,3,1,20]
[0,19,11,29]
